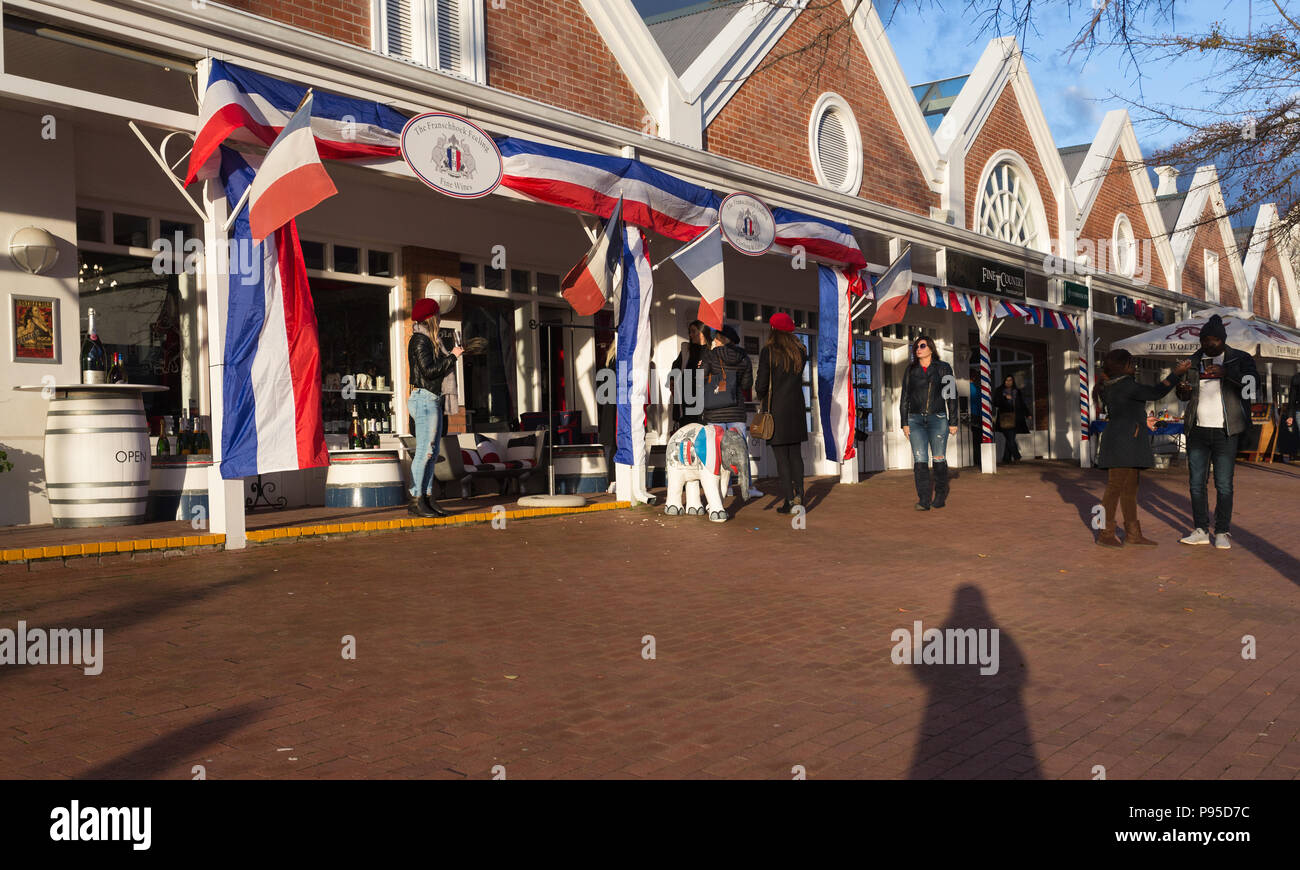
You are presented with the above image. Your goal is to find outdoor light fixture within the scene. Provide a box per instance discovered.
[9,226,60,275]
[425,278,458,315]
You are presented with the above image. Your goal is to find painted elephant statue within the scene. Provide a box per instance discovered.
[663,423,750,523]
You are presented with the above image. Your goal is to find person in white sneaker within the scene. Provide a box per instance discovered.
[1174,315,1257,549]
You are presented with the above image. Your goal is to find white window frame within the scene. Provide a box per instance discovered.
[1268,277,1281,321]
[1204,249,1220,304]
[372,0,486,83]
[1111,213,1136,278]
[973,150,1050,253]
[808,92,863,196]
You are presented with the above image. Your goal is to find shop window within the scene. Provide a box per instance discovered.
[460,261,479,290]
[112,213,150,248]
[368,250,393,278]
[742,302,758,323]
[762,304,775,323]
[334,245,361,274]
[460,300,515,429]
[77,250,193,420]
[301,240,327,271]
[809,92,862,195]
[484,264,505,291]
[314,280,394,436]
[537,272,561,297]
[511,269,531,294]
[976,156,1043,251]
[375,0,486,83]
[724,299,739,321]
[76,208,104,243]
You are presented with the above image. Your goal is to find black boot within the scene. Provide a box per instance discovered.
[913,462,932,511]
[421,494,449,517]
[408,495,435,518]
[932,461,950,508]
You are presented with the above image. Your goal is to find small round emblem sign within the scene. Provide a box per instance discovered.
[400,112,503,199]
[718,192,776,256]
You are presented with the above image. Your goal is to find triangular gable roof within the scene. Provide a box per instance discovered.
[934,38,1077,243]
[1241,202,1300,323]
[1069,109,1177,289]
[1169,165,1250,298]
[645,1,747,75]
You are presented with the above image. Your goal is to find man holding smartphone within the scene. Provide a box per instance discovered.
[1174,314,1258,549]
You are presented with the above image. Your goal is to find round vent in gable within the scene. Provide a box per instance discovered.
[808,93,862,195]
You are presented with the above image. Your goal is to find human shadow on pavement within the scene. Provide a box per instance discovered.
[76,701,270,779]
[906,585,1042,780]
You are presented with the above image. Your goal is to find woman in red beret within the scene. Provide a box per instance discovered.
[757,312,808,513]
[408,298,462,517]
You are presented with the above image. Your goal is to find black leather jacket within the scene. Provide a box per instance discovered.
[408,332,457,392]
[899,359,958,421]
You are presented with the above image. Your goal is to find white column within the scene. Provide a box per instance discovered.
[200,175,247,549]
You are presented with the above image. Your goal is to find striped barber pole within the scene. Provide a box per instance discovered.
[1079,360,1090,441]
[979,340,994,444]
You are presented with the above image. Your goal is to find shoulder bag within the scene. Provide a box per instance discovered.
[750,363,775,440]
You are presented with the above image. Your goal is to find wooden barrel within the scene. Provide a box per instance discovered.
[149,455,213,522]
[44,391,151,527]
[325,450,405,507]
[553,445,609,494]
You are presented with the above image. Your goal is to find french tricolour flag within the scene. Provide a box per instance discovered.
[187,59,407,185]
[868,247,913,330]
[248,92,338,243]
[218,146,328,479]
[772,207,868,270]
[667,223,725,330]
[496,137,719,242]
[614,227,654,467]
[561,196,624,316]
[818,265,857,463]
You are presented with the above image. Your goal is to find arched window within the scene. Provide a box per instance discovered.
[808,93,863,195]
[1112,214,1136,278]
[1268,277,1281,321]
[975,154,1046,251]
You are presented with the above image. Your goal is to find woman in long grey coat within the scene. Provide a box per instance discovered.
[1095,349,1192,546]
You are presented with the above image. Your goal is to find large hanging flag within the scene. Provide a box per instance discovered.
[667,223,726,330]
[496,137,720,242]
[248,91,338,243]
[869,246,913,330]
[217,146,328,478]
[186,59,408,184]
[615,227,654,467]
[817,265,857,464]
[771,206,868,270]
[561,196,624,316]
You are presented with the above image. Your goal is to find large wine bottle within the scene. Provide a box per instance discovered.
[81,308,107,384]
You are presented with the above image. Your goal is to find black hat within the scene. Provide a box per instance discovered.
[1201,314,1227,340]
[719,324,741,345]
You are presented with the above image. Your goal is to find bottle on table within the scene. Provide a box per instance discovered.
[80,308,108,384]
[179,413,193,455]
[349,406,361,450]
[196,416,212,455]
[156,418,171,457]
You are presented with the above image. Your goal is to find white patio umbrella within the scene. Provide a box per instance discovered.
[1111,307,1300,360]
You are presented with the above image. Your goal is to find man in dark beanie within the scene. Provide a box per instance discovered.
[1174,313,1258,548]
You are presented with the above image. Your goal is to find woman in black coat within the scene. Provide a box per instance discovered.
[1094,348,1192,546]
[756,313,808,513]
[992,375,1031,463]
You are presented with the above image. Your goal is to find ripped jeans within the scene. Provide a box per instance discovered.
[907,413,950,464]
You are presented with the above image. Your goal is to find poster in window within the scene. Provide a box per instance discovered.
[11,295,59,363]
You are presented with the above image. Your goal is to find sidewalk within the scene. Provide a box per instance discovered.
[1,460,1296,779]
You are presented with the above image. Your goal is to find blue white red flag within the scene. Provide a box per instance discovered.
[817,265,857,463]
[248,92,338,243]
[561,196,624,316]
[187,60,408,184]
[496,137,720,242]
[217,146,328,479]
[614,227,654,467]
[772,206,868,271]
[868,246,912,330]
[667,223,726,330]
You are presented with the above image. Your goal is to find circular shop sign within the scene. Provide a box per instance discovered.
[718,191,776,256]
[400,112,503,199]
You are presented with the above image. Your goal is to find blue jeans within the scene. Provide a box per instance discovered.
[409,389,443,498]
[907,413,950,464]
[1186,425,1237,533]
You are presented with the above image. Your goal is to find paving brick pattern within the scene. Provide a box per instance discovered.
[1,461,1297,779]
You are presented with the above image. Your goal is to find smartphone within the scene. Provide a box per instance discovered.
[454,330,462,348]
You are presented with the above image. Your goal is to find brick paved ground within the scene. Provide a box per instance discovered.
[1,461,1297,779]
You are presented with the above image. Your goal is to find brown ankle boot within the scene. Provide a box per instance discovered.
[1096,523,1123,547]
[1124,521,1158,545]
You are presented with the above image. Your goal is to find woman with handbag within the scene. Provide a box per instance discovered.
[1094,348,1193,546]
[992,375,1031,463]
[756,313,808,514]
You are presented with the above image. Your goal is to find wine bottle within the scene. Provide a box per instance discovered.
[81,308,107,384]
[196,417,211,455]
[156,418,171,457]
[349,406,361,450]
[179,413,192,455]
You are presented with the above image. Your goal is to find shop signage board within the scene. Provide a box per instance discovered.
[1063,281,1089,309]
[400,112,503,199]
[947,251,1027,301]
[718,192,775,256]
